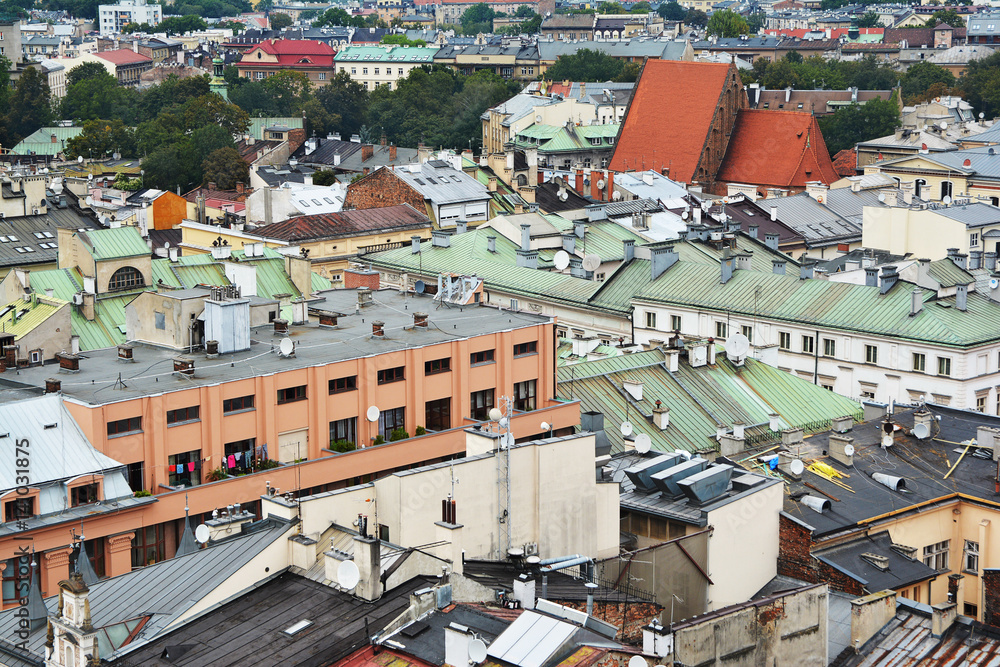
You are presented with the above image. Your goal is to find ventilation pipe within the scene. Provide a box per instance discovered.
[520,224,531,251]
[748,223,759,239]
[800,495,831,513]
[911,288,923,317]
[956,283,968,311]
[411,235,421,254]
[872,472,906,491]
[487,236,497,253]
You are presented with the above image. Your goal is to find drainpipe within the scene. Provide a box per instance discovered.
[813,328,820,385]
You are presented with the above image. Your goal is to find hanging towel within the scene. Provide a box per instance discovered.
[176,464,184,474]
[234,452,242,462]
[187,462,195,472]
[195,459,202,471]
[227,455,235,469]
[262,443,268,459]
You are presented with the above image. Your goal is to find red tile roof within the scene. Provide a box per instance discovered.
[96,49,153,65]
[258,204,430,242]
[716,109,840,190]
[241,39,336,67]
[832,148,858,178]
[609,60,738,182]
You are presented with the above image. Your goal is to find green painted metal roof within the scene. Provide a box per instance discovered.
[928,258,974,288]
[557,351,861,454]
[80,227,151,261]
[515,124,619,154]
[248,117,303,138]
[545,218,647,262]
[11,126,82,156]
[334,45,439,63]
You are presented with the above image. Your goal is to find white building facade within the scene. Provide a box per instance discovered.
[97,0,162,36]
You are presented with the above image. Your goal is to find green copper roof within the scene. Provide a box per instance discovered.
[11,126,83,156]
[80,227,151,261]
[928,258,974,288]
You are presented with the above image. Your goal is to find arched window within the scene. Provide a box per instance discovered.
[516,174,527,186]
[108,266,144,291]
[941,180,954,200]
[915,179,927,199]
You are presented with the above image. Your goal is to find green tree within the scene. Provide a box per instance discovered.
[545,48,624,81]
[6,67,53,143]
[61,70,123,122]
[269,12,292,29]
[141,141,199,192]
[381,33,427,46]
[598,1,624,12]
[761,60,800,88]
[201,146,249,189]
[312,169,337,186]
[684,8,707,27]
[182,94,250,135]
[67,61,110,87]
[312,6,352,26]
[818,96,900,156]
[190,124,235,164]
[315,70,369,136]
[957,49,1000,116]
[657,2,686,20]
[629,1,651,13]
[707,9,749,37]
[156,14,208,35]
[857,11,881,28]
[925,9,965,28]
[900,61,954,103]
[513,4,535,16]
[747,10,765,32]
[460,2,495,34]
[65,119,137,159]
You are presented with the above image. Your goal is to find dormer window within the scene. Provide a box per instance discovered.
[71,483,99,507]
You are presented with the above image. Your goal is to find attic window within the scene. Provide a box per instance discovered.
[283,620,313,636]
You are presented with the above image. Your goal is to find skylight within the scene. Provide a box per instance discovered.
[283,620,313,636]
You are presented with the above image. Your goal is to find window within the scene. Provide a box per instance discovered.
[425,397,451,431]
[514,379,537,412]
[941,181,953,200]
[742,325,753,343]
[965,602,979,618]
[377,366,405,384]
[168,450,200,487]
[977,393,988,412]
[716,321,728,338]
[471,389,495,421]
[965,540,979,573]
[69,538,105,579]
[224,394,254,413]
[166,405,199,425]
[131,524,165,567]
[107,416,141,437]
[670,315,682,332]
[5,497,34,522]
[154,311,165,329]
[913,353,926,372]
[108,266,144,291]
[645,311,656,328]
[362,67,368,74]
[971,232,980,248]
[277,385,307,404]
[329,375,358,394]
[126,461,144,493]
[865,345,878,364]
[823,338,836,358]
[779,331,791,350]
[71,483,99,507]
[471,349,495,365]
[938,357,952,377]
[224,438,256,471]
[374,67,379,75]
[318,72,325,80]
[330,417,357,447]
[424,358,451,375]
[378,406,405,437]
[923,540,949,571]
[513,342,537,357]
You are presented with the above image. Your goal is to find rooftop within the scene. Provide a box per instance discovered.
[256,204,430,243]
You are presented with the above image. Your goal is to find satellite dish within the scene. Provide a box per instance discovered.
[195,524,210,544]
[939,121,948,130]
[681,210,688,220]
[488,407,503,422]
[540,421,551,431]
[535,114,543,123]
[414,280,425,294]
[913,422,930,439]
[691,346,707,365]
[559,191,569,201]
[620,421,633,436]
[582,253,601,272]
[789,459,804,475]
[337,559,361,590]
[878,192,885,202]
[990,278,999,290]
[596,179,606,190]
[469,639,488,664]
[635,433,652,454]
[77,156,83,163]
[164,241,170,249]
[612,190,622,200]
[724,333,751,358]
[844,444,855,456]
[881,434,894,448]
[629,657,649,667]
[554,250,570,271]
[279,338,294,357]
[943,196,952,205]
[366,405,380,422]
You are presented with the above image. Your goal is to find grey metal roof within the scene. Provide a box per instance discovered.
[0,519,293,662]
[0,205,100,268]
[883,147,1000,180]
[814,531,938,591]
[933,201,1000,227]
[537,38,687,61]
[766,193,862,246]
[393,162,491,207]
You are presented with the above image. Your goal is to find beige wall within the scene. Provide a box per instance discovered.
[125,291,206,350]
[18,299,72,361]
[861,205,992,258]
[0,175,47,218]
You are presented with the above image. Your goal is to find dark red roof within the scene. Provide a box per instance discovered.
[716,109,840,190]
[240,39,336,67]
[259,204,430,242]
[831,148,858,178]
[610,60,738,182]
[96,49,153,65]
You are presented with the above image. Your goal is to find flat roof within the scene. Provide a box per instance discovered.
[1,289,550,407]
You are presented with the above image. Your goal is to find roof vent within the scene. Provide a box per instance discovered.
[173,356,195,376]
[57,353,80,373]
[283,619,313,636]
[273,318,289,336]
[799,495,831,513]
[372,320,385,337]
[413,312,428,328]
[623,453,683,494]
[117,344,134,362]
[318,313,339,328]
[650,457,708,497]
[831,414,853,433]
[45,378,61,394]
[205,340,219,358]
[860,553,890,571]
[677,464,733,504]
[872,472,906,492]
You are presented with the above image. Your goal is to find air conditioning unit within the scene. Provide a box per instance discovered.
[523,542,538,556]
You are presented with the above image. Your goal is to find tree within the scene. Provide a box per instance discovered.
[513,4,535,16]
[202,147,249,189]
[312,7,352,26]
[925,9,964,28]
[182,94,250,135]
[6,67,53,143]
[818,96,900,156]
[381,33,427,46]
[156,14,208,35]
[629,1,651,13]
[312,169,337,186]
[761,60,800,88]
[706,9,749,37]
[65,119,137,159]
[460,2,495,34]
[61,70,123,121]
[67,61,110,87]
[684,8,708,27]
[901,61,954,103]
[857,11,881,28]
[747,10,766,32]
[269,12,292,29]
[957,49,1000,116]
[598,1,624,12]
[545,48,624,82]
[315,70,369,137]
[657,2,686,20]
[216,20,245,32]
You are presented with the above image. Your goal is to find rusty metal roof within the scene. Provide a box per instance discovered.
[257,204,430,242]
[848,609,1000,666]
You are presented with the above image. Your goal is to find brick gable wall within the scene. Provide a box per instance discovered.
[778,514,864,597]
[343,168,425,213]
[696,65,748,190]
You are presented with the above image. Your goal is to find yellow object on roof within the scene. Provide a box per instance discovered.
[0,295,66,339]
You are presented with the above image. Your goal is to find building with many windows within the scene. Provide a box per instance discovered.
[97,0,162,36]
[236,39,337,87]
[334,45,439,91]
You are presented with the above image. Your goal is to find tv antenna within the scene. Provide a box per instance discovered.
[490,395,514,558]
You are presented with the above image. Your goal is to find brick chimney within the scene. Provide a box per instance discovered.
[362,144,374,162]
[389,144,397,160]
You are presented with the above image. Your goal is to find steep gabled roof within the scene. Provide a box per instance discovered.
[610,60,738,182]
[716,109,840,189]
[257,204,430,242]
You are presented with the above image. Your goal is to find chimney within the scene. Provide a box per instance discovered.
[413,312,428,328]
[456,220,467,234]
[361,144,374,161]
[851,591,897,651]
[431,231,452,248]
[389,144,397,160]
[562,234,576,254]
[173,356,195,376]
[487,235,497,253]
[411,235,421,254]
[623,239,635,262]
[765,233,780,250]
[516,249,538,270]
[956,283,968,312]
[488,177,497,192]
[829,434,854,466]
[520,224,531,251]
[970,250,983,271]
[770,206,777,221]
[81,292,96,321]
[851,178,862,193]
[353,536,382,601]
[931,602,957,638]
[748,223,759,239]
[273,318,289,335]
[45,378,61,393]
[720,254,735,284]
[736,252,752,271]
[880,266,899,294]
[800,260,815,280]
[575,168,584,195]
[574,220,586,239]
[911,288,923,317]
[865,267,879,288]
[772,259,786,275]
[58,353,80,373]
[986,251,997,271]
[652,401,669,430]
[169,246,178,262]
[372,320,385,337]
[664,349,679,372]
[650,245,679,280]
